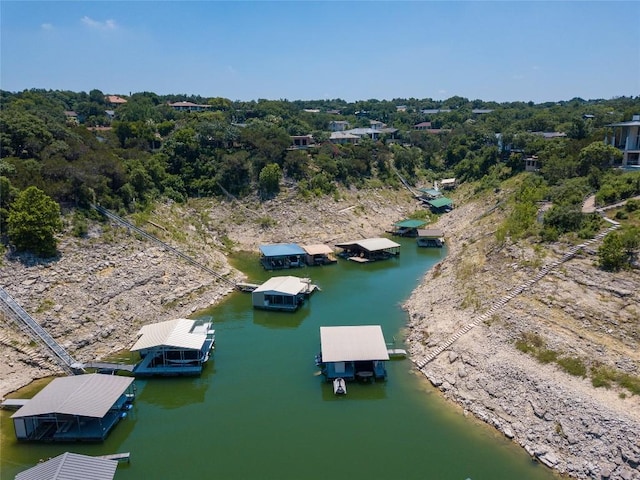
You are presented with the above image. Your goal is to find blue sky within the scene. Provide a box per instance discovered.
[1,1,639,103]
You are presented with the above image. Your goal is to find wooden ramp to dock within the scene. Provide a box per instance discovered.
[80,361,136,373]
[414,222,620,369]
[1,398,29,410]
[98,452,131,463]
[237,282,260,292]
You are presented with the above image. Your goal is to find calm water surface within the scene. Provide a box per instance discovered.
[1,238,558,479]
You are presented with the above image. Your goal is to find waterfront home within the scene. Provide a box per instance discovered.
[131,318,215,376]
[301,244,337,266]
[335,237,400,262]
[16,452,119,480]
[259,243,306,270]
[416,228,445,248]
[11,374,135,442]
[317,325,390,382]
[252,276,318,311]
[391,219,428,237]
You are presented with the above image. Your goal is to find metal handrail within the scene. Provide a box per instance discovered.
[0,287,76,374]
[91,204,238,289]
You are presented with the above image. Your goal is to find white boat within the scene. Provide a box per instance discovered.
[333,377,347,395]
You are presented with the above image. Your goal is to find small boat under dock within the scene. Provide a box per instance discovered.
[333,377,347,395]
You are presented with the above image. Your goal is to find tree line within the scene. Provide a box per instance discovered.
[1,89,639,267]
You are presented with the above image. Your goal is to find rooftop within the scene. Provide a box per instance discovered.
[320,325,390,362]
[130,318,210,352]
[12,374,134,419]
[259,243,306,257]
[15,452,118,480]
[335,237,400,252]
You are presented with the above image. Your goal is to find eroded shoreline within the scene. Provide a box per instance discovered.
[1,190,639,479]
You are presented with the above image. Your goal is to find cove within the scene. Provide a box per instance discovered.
[1,237,558,480]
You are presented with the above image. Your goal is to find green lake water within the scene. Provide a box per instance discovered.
[1,238,558,480]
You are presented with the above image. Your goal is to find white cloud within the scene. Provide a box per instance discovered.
[41,23,53,30]
[81,16,118,30]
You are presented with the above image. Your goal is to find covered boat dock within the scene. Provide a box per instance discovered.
[259,243,306,270]
[301,244,337,266]
[131,318,215,376]
[391,219,427,237]
[416,228,445,248]
[425,196,453,213]
[335,237,400,262]
[15,452,119,480]
[252,275,318,311]
[318,325,390,382]
[11,374,135,442]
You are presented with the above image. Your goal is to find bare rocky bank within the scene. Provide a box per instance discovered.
[404,193,640,480]
[1,187,639,479]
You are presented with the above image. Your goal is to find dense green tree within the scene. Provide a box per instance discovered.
[216,151,252,196]
[283,150,310,180]
[258,163,282,198]
[577,142,622,176]
[7,186,63,257]
[598,231,627,271]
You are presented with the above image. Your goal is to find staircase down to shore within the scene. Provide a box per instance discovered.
[414,219,621,370]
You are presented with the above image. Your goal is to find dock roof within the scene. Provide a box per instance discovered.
[301,244,333,255]
[427,197,453,208]
[253,276,310,295]
[418,187,442,197]
[320,325,390,362]
[417,229,444,238]
[16,452,118,480]
[259,243,306,257]
[393,219,427,229]
[335,237,400,252]
[12,374,134,419]
[130,318,208,352]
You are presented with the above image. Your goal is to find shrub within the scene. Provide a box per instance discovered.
[557,356,587,377]
[625,199,640,212]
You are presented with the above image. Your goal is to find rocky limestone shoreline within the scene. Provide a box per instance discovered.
[403,193,640,480]
[1,188,639,479]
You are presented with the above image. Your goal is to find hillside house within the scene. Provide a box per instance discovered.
[524,155,540,172]
[329,120,350,132]
[606,115,640,167]
[290,135,314,149]
[168,101,212,112]
[330,131,359,145]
